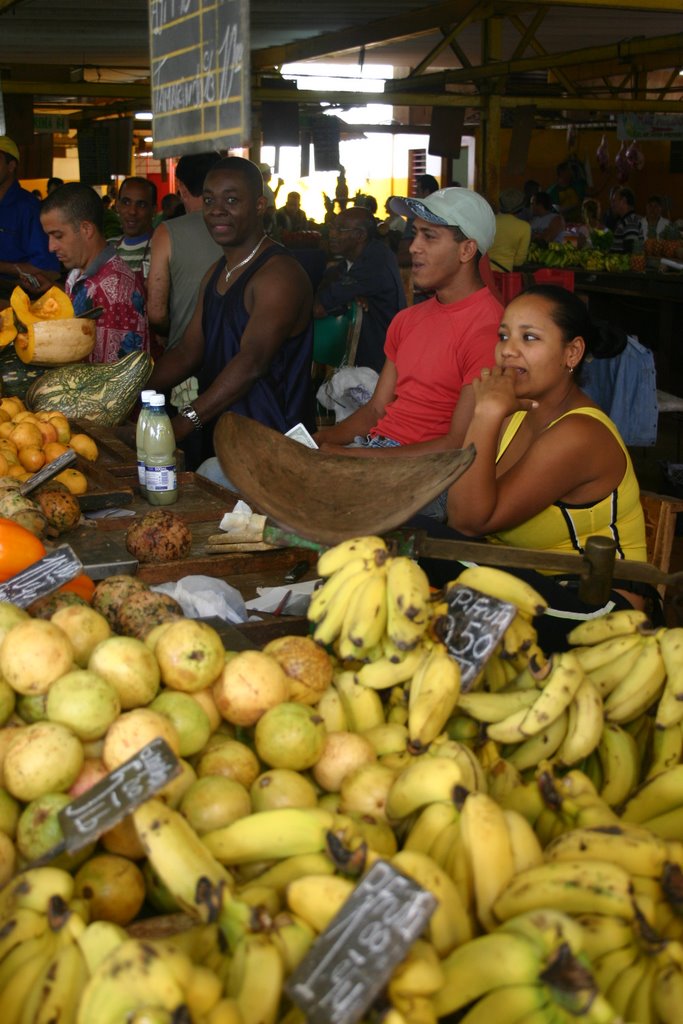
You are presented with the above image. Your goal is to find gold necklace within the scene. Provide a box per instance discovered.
[224,235,268,285]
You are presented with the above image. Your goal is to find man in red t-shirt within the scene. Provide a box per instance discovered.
[313,187,502,455]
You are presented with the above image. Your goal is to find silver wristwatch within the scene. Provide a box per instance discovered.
[179,405,202,430]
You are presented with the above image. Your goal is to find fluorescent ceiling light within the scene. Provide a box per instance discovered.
[135,111,153,121]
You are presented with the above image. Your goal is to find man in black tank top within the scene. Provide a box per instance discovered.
[148,156,314,471]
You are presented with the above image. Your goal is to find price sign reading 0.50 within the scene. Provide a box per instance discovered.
[441,585,517,691]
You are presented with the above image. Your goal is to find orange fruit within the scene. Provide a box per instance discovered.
[36,420,58,446]
[74,853,145,926]
[55,468,88,495]
[12,411,38,424]
[0,453,9,477]
[7,464,25,479]
[43,441,70,463]
[0,423,14,440]
[46,413,71,444]
[0,410,10,425]
[9,421,43,450]
[69,434,98,462]
[0,398,23,418]
[0,439,18,454]
[18,446,46,472]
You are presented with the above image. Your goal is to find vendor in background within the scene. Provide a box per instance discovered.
[576,198,604,245]
[546,161,585,223]
[640,195,670,240]
[111,176,157,279]
[530,192,565,244]
[418,285,650,651]
[609,187,643,253]
[276,191,309,233]
[487,188,531,272]
[0,136,60,296]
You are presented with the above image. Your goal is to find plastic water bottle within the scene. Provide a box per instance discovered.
[136,389,157,496]
[145,395,178,506]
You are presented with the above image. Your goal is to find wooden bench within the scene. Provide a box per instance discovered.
[640,490,683,598]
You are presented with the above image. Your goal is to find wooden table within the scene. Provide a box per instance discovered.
[67,424,320,600]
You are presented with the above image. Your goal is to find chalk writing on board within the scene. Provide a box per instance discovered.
[149,0,250,157]
[440,585,517,692]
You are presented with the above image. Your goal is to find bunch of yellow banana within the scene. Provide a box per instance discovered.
[621,762,683,841]
[308,536,390,658]
[433,909,619,1023]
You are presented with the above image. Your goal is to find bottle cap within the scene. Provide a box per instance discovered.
[149,395,166,407]
[141,390,157,403]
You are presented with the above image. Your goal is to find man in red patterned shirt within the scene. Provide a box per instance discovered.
[40,183,149,363]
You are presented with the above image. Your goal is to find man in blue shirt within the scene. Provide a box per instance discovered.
[0,136,60,296]
[314,206,406,373]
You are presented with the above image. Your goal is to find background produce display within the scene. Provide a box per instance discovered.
[1,536,683,1023]
[3,286,96,366]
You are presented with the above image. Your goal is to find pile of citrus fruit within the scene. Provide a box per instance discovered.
[0,395,98,493]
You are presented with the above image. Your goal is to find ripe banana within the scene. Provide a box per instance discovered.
[555,676,604,767]
[500,614,538,659]
[307,556,377,624]
[447,566,547,619]
[285,874,355,932]
[314,685,348,731]
[392,848,474,955]
[571,632,643,672]
[355,644,427,691]
[226,933,284,1024]
[76,919,127,974]
[604,635,666,723]
[653,961,683,1024]
[545,824,668,879]
[566,607,649,646]
[575,912,636,963]
[492,859,637,924]
[583,637,648,698]
[238,852,335,896]
[0,928,60,1024]
[452,983,552,1024]
[316,536,388,578]
[622,764,683,824]
[338,566,388,659]
[386,556,431,649]
[385,756,463,820]
[21,929,89,1024]
[203,807,340,865]
[596,723,641,808]
[506,709,569,773]
[408,644,461,747]
[457,689,538,723]
[657,628,683,728]
[0,906,49,963]
[458,789,516,932]
[132,798,234,923]
[647,722,683,781]
[402,800,459,855]
[515,651,585,738]
[313,570,379,647]
[334,670,386,730]
[502,809,544,874]
[433,930,544,1017]
[269,912,315,973]
[387,939,445,1000]
[0,867,75,923]
[428,737,486,792]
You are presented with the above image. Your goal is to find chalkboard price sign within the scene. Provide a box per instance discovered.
[0,545,82,608]
[285,861,436,1024]
[149,0,250,158]
[440,585,517,692]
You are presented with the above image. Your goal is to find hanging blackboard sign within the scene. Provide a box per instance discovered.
[439,585,517,692]
[285,860,436,1024]
[149,0,250,158]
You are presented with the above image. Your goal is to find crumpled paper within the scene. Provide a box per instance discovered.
[152,575,248,624]
[245,580,320,617]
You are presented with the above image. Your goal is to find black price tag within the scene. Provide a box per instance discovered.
[441,585,517,692]
[58,738,180,854]
[285,860,437,1024]
[0,545,82,608]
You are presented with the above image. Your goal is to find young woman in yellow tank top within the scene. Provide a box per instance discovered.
[445,284,648,618]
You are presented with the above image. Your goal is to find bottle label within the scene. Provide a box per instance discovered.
[146,464,177,492]
[137,457,146,487]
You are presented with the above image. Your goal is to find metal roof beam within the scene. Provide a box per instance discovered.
[0,79,150,99]
[506,11,577,95]
[408,1,489,77]
[251,1,488,69]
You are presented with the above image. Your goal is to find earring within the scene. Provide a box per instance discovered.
[568,365,574,374]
